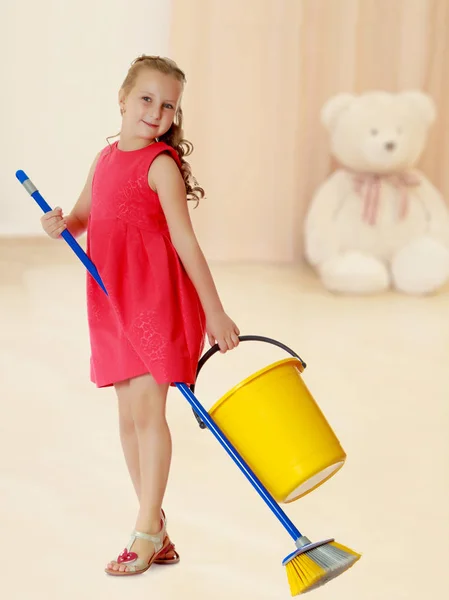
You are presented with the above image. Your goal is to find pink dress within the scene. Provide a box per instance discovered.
[86,140,206,388]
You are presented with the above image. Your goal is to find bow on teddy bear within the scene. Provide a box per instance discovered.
[350,170,421,225]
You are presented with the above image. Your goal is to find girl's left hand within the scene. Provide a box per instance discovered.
[206,311,240,353]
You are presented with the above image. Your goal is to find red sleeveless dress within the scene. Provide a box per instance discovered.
[86,141,206,387]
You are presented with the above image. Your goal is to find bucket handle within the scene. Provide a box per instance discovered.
[190,335,307,429]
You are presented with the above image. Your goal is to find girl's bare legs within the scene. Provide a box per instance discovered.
[115,379,142,500]
[108,374,173,573]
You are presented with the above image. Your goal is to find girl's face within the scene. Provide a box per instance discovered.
[119,68,183,143]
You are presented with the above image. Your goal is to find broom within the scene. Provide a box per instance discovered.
[16,169,361,595]
[176,381,361,595]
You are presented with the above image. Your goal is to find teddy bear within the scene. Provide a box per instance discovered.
[304,90,449,295]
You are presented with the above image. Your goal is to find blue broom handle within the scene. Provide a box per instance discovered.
[15,170,108,295]
[175,381,302,542]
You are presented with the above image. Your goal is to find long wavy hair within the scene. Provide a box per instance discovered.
[111,55,205,206]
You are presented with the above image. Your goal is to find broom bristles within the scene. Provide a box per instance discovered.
[284,540,361,596]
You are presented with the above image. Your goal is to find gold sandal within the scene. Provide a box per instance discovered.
[105,520,169,576]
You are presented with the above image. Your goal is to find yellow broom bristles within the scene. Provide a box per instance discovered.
[285,553,326,596]
[284,540,361,596]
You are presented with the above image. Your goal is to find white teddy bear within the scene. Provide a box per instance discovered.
[304,90,449,295]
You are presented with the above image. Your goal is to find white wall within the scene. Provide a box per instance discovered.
[0,0,172,236]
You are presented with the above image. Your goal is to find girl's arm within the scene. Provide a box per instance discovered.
[65,152,100,237]
[149,153,240,353]
[40,152,99,240]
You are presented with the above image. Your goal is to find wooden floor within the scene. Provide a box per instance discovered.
[1,238,448,600]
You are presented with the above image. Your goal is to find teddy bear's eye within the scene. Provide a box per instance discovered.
[371,129,378,136]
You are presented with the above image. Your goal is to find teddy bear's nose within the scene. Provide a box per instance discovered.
[385,141,396,151]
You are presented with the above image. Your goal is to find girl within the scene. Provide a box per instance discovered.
[40,55,240,576]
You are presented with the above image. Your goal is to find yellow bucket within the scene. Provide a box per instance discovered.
[193,337,346,504]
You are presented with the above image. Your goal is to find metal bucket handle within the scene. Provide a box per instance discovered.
[189,335,307,429]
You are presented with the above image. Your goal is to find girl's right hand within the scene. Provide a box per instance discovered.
[40,207,67,238]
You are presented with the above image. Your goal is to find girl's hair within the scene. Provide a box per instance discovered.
[114,55,205,206]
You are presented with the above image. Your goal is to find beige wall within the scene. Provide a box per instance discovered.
[170,0,449,263]
[1,0,172,237]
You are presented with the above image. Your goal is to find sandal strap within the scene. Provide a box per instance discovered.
[122,557,149,572]
[126,520,166,554]
[133,530,164,544]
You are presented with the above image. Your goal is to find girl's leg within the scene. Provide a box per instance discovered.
[115,379,141,500]
[107,374,173,573]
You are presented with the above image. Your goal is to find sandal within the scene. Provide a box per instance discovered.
[105,520,169,576]
[154,539,180,565]
[154,509,180,565]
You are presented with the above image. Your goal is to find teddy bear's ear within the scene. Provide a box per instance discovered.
[321,93,355,131]
[399,90,436,125]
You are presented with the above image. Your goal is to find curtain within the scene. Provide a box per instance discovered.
[170,0,449,263]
